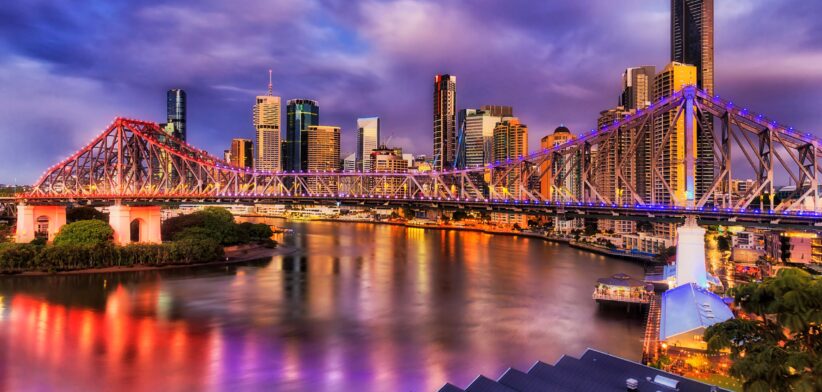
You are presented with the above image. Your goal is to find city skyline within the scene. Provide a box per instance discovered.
[1,1,821,184]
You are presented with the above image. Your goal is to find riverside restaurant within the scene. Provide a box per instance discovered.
[593,273,655,304]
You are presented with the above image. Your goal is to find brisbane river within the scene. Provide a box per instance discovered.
[0,219,645,391]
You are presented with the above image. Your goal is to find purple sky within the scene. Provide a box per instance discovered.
[1,0,821,184]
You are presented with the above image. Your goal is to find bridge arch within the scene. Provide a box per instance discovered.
[130,218,143,242]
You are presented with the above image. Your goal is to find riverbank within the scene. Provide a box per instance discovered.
[4,244,297,277]
[241,214,576,244]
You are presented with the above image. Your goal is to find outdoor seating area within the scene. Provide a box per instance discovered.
[593,273,655,304]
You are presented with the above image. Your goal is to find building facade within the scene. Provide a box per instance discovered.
[254,77,282,172]
[493,118,528,199]
[672,0,715,203]
[653,62,697,241]
[166,89,186,141]
[285,99,319,172]
[539,126,576,201]
[306,125,341,193]
[343,153,357,172]
[230,138,253,168]
[369,146,408,196]
[356,117,380,172]
[433,74,457,170]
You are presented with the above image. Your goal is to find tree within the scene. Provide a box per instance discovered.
[162,207,241,245]
[653,246,677,263]
[67,206,106,222]
[53,220,114,246]
[704,269,821,391]
[452,210,468,221]
[717,235,731,252]
[0,223,11,243]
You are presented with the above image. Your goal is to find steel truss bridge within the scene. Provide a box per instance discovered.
[17,86,822,229]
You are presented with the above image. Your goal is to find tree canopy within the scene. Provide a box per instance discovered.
[704,268,821,391]
[67,206,107,222]
[162,207,272,246]
[53,220,114,246]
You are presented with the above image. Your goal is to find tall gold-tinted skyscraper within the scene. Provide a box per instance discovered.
[254,70,281,172]
[653,62,697,240]
[672,0,714,201]
[433,74,456,171]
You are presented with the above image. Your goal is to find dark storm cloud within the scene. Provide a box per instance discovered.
[0,0,821,184]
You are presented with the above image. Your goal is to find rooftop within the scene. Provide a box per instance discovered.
[438,348,729,392]
[660,283,734,341]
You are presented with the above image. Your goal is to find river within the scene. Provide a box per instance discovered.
[0,219,645,391]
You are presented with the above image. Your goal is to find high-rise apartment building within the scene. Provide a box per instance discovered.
[672,0,715,202]
[619,66,656,110]
[433,74,457,170]
[230,138,253,168]
[539,126,576,201]
[617,66,656,203]
[493,118,528,199]
[254,71,281,172]
[653,62,697,240]
[285,99,319,172]
[166,89,186,140]
[356,117,380,172]
[597,108,637,234]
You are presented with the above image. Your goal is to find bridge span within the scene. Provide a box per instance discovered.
[9,86,822,243]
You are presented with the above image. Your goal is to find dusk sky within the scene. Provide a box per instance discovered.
[1,0,821,184]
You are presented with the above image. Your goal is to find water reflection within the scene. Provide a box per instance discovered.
[0,220,645,391]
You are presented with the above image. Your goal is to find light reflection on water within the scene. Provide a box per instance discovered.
[0,219,645,391]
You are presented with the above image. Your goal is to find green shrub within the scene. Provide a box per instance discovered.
[53,220,114,246]
[163,207,272,246]
[0,243,40,272]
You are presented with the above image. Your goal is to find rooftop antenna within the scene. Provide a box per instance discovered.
[267,69,273,95]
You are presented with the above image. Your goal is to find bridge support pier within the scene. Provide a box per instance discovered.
[109,205,162,245]
[15,204,66,243]
[674,216,707,288]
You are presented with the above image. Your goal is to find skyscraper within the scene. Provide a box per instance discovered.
[462,108,509,168]
[433,74,456,170]
[307,125,341,172]
[166,89,186,140]
[254,70,282,172]
[619,66,656,110]
[653,62,697,240]
[306,125,341,193]
[671,0,713,95]
[672,0,715,202]
[539,126,576,201]
[356,117,380,172]
[493,118,528,199]
[285,99,319,172]
[230,138,253,168]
